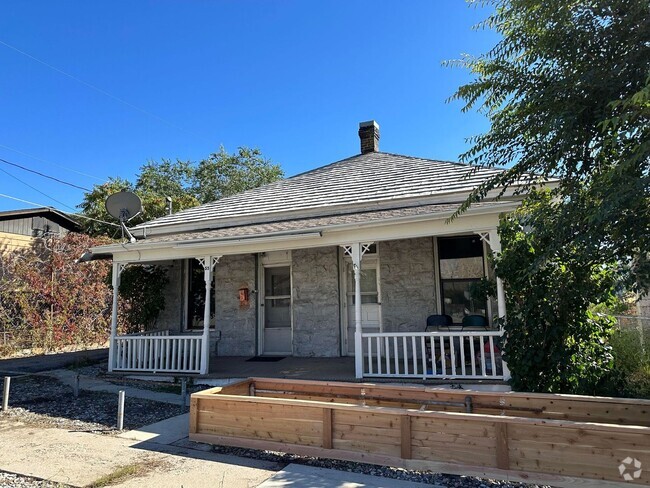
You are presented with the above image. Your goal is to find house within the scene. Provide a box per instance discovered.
[0,207,81,254]
[90,121,551,381]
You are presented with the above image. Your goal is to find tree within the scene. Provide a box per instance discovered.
[78,147,283,238]
[0,233,114,353]
[193,146,283,203]
[495,191,617,394]
[450,0,650,294]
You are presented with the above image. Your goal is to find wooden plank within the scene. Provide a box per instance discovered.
[189,397,199,434]
[197,421,322,446]
[333,423,401,440]
[411,417,495,438]
[508,423,650,451]
[401,415,411,459]
[333,410,402,430]
[495,422,509,470]
[332,438,401,457]
[411,446,496,467]
[323,408,332,449]
[196,399,324,421]
[197,412,323,437]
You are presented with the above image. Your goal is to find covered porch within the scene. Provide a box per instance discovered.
[101,203,514,382]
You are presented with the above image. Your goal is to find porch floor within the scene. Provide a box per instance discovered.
[205,356,357,382]
[203,356,508,386]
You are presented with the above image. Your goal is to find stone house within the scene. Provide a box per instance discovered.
[90,121,553,380]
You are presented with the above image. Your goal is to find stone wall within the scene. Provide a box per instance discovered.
[291,247,341,357]
[214,254,257,356]
[379,238,437,333]
[155,260,184,334]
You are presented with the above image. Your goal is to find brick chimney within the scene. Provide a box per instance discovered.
[358,120,380,154]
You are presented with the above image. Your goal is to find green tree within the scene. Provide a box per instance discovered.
[450,0,650,294]
[495,192,618,394]
[78,147,283,237]
[193,146,283,203]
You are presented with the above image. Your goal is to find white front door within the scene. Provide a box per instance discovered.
[261,265,292,355]
[345,259,381,355]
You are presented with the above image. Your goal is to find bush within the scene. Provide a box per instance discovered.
[496,192,618,395]
[606,325,650,398]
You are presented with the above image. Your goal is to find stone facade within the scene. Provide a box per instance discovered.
[379,238,437,334]
[155,260,184,333]
[291,247,341,357]
[213,254,257,356]
[157,237,451,357]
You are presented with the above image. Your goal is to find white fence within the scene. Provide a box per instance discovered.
[112,334,203,373]
[361,330,504,380]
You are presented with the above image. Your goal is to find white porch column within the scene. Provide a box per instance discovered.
[198,256,220,375]
[342,243,373,379]
[108,262,125,372]
[488,229,510,380]
[351,243,363,379]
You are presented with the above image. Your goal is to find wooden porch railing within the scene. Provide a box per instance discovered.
[361,330,504,380]
[112,334,203,373]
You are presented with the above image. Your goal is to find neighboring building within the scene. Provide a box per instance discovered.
[90,121,555,380]
[0,207,81,254]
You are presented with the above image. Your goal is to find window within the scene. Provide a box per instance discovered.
[438,235,487,323]
[186,259,215,329]
[264,266,291,329]
[346,267,379,304]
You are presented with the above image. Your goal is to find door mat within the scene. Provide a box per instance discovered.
[246,356,286,362]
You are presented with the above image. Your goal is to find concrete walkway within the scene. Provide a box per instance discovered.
[259,464,436,488]
[0,348,108,375]
[0,419,279,488]
[46,368,186,405]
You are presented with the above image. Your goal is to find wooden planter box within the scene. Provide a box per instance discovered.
[190,378,650,487]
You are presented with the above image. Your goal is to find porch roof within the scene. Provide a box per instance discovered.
[90,200,517,257]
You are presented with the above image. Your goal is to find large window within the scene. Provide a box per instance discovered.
[186,259,215,329]
[438,235,487,323]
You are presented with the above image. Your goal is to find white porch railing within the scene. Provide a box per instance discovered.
[122,329,171,337]
[361,330,504,380]
[112,334,203,373]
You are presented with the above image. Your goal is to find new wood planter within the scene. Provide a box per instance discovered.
[189,378,650,487]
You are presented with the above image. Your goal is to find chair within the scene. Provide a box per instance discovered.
[425,314,453,331]
[461,314,489,330]
[425,315,453,371]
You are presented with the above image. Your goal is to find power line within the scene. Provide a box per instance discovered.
[0,167,76,211]
[0,143,106,182]
[0,38,203,138]
[0,157,91,191]
[0,193,120,228]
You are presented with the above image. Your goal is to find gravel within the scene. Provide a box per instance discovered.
[208,445,553,488]
[0,471,70,488]
[0,374,184,432]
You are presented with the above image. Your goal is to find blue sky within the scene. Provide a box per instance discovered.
[0,1,499,213]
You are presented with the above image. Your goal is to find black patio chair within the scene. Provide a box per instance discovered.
[461,314,489,330]
[425,314,453,331]
[425,314,454,370]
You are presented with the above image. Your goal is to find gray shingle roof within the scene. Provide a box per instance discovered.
[133,152,506,235]
[134,202,509,246]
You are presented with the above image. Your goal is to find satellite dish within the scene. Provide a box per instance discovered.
[105,191,142,222]
[105,191,142,243]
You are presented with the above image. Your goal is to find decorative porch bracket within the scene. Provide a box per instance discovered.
[477,230,511,381]
[197,255,221,375]
[108,263,128,372]
[341,242,374,379]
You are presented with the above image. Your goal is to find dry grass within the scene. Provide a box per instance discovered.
[84,459,167,488]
